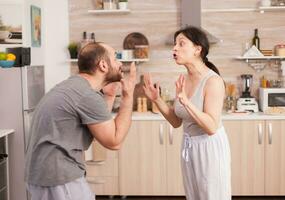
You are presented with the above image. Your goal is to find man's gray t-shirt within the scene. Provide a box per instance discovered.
[25,75,111,186]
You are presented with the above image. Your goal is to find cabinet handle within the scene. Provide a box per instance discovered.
[268,123,273,145]
[86,177,106,184]
[258,123,263,145]
[159,123,164,145]
[169,125,173,145]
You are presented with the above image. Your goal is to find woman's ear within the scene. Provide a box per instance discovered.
[195,46,202,56]
[98,60,108,73]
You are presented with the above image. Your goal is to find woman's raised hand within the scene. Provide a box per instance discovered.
[176,75,188,106]
[143,73,160,102]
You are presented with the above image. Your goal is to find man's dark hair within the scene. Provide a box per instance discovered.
[77,42,110,75]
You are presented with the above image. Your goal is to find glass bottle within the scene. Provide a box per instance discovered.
[252,29,260,50]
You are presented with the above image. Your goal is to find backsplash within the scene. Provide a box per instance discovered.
[68,0,285,100]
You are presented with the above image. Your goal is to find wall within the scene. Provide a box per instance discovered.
[68,0,285,99]
[43,0,70,92]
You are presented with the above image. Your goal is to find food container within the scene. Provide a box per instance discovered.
[275,44,285,56]
[134,45,149,59]
[103,0,116,10]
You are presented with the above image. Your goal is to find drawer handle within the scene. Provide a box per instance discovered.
[159,123,164,145]
[268,123,273,145]
[86,177,106,184]
[86,161,106,165]
[169,125,173,145]
[258,123,263,145]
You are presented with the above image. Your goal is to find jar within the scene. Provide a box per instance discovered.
[275,44,285,56]
[103,0,116,10]
[134,45,149,59]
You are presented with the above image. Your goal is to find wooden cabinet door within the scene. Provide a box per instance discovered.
[223,120,265,195]
[119,120,167,195]
[165,124,185,195]
[265,120,285,195]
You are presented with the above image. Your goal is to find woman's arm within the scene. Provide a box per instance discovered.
[177,75,224,135]
[143,73,182,128]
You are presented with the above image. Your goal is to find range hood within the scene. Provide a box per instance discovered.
[166,0,220,45]
[182,0,220,44]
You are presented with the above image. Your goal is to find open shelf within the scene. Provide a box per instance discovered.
[87,9,130,14]
[202,6,285,13]
[236,56,285,60]
[235,56,285,71]
[259,6,285,12]
[0,44,23,49]
[67,58,149,63]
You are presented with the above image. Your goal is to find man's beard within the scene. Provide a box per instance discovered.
[105,67,122,83]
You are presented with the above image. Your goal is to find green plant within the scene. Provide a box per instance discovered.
[119,0,128,2]
[68,42,79,59]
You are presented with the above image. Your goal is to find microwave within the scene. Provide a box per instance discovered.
[259,88,285,111]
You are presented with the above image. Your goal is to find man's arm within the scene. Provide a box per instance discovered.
[87,63,136,150]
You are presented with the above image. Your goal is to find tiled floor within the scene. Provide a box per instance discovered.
[97,196,285,200]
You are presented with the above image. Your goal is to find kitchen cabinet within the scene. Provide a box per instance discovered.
[119,120,184,196]
[85,143,119,195]
[224,120,285,196]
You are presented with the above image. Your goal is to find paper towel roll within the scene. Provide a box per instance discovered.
[84,144,93,161]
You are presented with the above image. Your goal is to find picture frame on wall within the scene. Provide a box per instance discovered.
[31,5,41,47]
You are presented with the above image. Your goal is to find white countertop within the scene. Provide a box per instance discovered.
[0,129,14,138]
[119,112,285,121]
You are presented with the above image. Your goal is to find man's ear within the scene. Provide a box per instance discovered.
[98,60,108,73]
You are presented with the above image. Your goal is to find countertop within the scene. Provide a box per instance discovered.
[117,112,285,121]
[0,129,14,138]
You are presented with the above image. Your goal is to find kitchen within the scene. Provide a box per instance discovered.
[0,0,285,199]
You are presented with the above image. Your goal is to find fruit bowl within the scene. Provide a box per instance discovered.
[0,60,15,68]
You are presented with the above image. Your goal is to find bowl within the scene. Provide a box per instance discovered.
[0,60,15,68]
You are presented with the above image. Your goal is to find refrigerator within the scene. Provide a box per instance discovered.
[0,63,45,200]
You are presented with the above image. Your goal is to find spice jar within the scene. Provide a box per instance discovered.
[134,45,149,59]
[275,44,285,56]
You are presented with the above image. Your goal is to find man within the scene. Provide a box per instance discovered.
[25,42,136,200]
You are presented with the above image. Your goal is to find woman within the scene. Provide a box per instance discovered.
[143,26,231,200]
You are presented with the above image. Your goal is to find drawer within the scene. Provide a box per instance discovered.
[87,176,118,195]
[86,158,118,177]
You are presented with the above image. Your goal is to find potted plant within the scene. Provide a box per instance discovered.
[68,42,79,59]
[118,0,128,10]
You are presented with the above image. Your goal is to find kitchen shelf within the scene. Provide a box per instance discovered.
[202,8,258,13]
[235,56,285,71]
[87,9,130,14]
[258,6,285,12]
[202,6,285,13]
[236,56,285,61]
[67,58,149,64]
[0,44,23,49]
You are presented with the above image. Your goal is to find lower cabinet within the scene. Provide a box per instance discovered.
[224,120,285,196]
[85,119,285,196]
[118,120,184,196]
[85,142,119,195]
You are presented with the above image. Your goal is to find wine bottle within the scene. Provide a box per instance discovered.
[252,28,260,50]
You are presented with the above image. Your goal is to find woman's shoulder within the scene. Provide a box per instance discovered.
[204,72,225,90]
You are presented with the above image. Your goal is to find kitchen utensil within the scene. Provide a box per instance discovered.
[123,32,149,50]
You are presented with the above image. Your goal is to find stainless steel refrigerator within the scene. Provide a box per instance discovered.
[0,65,45,200]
